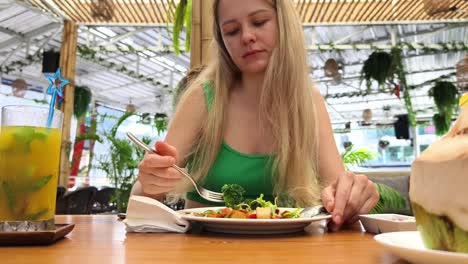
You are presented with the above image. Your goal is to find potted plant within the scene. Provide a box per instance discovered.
[70,85,93,177]
[360,48,416,127]
[97,112,151,213]
[428,81,459,135]
[154,113,169,136]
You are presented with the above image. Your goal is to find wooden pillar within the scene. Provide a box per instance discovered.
[190,0,214,69]
[58,20,78,187]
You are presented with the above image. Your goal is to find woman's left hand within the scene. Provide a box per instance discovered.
[321,171,380,231]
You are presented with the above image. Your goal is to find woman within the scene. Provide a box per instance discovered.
[132,0,379,230]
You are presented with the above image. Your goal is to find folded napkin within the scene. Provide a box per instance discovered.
[124,195,190,233]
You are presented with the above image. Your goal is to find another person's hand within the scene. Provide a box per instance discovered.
[137,141,183,195]
[321,171,379,231]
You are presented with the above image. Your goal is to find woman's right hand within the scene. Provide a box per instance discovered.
[137,141,183,195]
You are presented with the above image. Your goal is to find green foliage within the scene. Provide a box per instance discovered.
[432,113,452,136]
[74,134,103,145]
[221,184,246,208]
[74,86,92,118]
[184,0,192,54]
[170,0,191,55]
[369,183,407,214]
[2,182,15,210]
[12,127,48,154]
[154,113,169,136]
[391,47,416,127]
[341,144,406,214]
[28,175,52,193]
[77,45,171,90]
[360,48,416,127]
[361,51,393,91]
[341,144,379,169]
[96,112,150,213]
[429,81,459,135]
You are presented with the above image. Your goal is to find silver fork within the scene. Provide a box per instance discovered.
[126,132,224,203]
[300,205,330,218]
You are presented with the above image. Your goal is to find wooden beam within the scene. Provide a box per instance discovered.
[190,0,213,69]
[201,0,213,66]
[58,20,78,187]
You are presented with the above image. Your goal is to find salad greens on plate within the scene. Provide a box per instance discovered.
[193,184,302,219]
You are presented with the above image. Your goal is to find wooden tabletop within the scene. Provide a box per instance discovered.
[0,215,407,264]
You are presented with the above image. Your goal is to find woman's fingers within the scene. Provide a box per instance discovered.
[332,171,354,226]
[140,153,175,168]
[321,185,336,213]
[342,174,369,221]
[345,180,380,225]
[138,172,182,194]
[141,184,175,195]
[136,141,182,196]
[358,182,380,214]
[155,141,178,160]
[151,167,184,179]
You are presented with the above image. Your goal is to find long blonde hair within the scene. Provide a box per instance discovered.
[176,0,321,207]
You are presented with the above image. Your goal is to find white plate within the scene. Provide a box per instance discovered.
[178,207,331,234]
[359,214,416,234]
[375,231,468,264]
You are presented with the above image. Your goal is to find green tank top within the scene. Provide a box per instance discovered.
[186,82,275,205]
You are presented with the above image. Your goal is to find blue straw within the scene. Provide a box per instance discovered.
[47,92,57,128]
[45,68,68,128]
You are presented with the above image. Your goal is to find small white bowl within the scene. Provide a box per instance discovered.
[359,214,417,234]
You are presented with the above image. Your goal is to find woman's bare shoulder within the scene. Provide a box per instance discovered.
[165,83,208,164]
[173,83,208,119]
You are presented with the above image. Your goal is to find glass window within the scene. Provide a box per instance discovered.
[334,123,440,168]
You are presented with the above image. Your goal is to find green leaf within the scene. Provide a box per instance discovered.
[74,85,92,118]
[25,208,49,221]
[370,183,406,214]
[12,127,49,153]
[2,182,16,211]
[172,0,188,55]
[341,144,379,169]
[110,111,134,138]
[24,165,36,178]
[184,0,192,53]
[74,133,103,145]
[27,175,53,193]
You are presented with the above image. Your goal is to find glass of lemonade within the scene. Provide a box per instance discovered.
[0,105,63,231]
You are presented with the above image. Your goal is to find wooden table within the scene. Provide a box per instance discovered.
[0,215,407,264]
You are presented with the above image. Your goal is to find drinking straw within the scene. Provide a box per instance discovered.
[45,68,69,128]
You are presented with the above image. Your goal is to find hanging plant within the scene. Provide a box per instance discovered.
[170,0,192,55]
[428,81,459,135]
[360,48,416,127]
[154,113,169,136]
[361,51,393,91]
[74,85,92,118]
[391,48,416,127]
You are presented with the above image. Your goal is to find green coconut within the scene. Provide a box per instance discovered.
[412,202,468,253]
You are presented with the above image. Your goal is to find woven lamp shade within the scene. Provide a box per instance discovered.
[126,103,136,113]
[423,0,454,16]
[91,0,114,21]
[11,78,27,98]
[362,109,373,124]
[457,54,468,92]
[324,59,340,77]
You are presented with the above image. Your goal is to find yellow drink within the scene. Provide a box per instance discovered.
[0,126,61,225]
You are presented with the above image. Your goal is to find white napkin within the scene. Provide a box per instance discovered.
[124,195,190,233]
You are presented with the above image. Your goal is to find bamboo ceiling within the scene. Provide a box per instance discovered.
[27,0,468,25]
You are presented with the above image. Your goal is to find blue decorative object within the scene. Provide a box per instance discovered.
[45,68,69,127]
